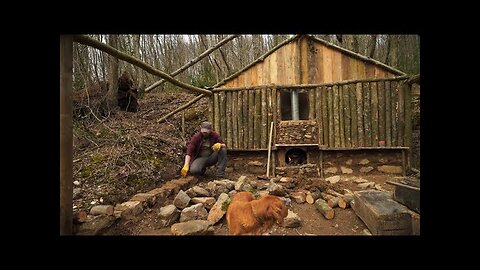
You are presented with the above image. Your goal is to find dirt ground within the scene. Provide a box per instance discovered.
[104,171,398,236]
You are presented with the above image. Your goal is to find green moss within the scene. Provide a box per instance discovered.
[221,197,232,211]
[80,164,93,178]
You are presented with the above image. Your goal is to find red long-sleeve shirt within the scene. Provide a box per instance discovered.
[186,131,224,163]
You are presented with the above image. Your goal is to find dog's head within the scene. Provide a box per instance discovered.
[253,195,288,226]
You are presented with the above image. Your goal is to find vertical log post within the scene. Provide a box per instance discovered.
[60,35,73,235]
[404,81,413,172]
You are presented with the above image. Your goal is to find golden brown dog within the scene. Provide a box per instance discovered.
[226,192,288,235]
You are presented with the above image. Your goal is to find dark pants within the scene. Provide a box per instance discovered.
[190,148,227,178]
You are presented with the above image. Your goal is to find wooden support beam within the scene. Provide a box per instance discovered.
[73,35,212,96]
[145,35,238,92]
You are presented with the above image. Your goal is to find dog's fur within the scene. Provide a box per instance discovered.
[226,192,288,235]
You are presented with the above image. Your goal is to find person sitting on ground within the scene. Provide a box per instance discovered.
[180,121,227,179]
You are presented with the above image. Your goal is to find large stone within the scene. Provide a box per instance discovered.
[130,193,156,207]
[360,166,374,173]
[76,215,116,235]
[207,193,230,225]
[340,166,353,174]
[353,177,369,183]
[213,179,236,191]
[267,183,287,196]
[173,190,191,209]
[158,205,180,227]
[325,175,340,184]
[114,201,143,219]
[358,182,375,189]
[283,210,301,228]
[180,203,208,222]
[192,186,211,197]
[358,159,370,165]
[235,176,248,191]
[191,197,216,209]
[324,167,338,174]
[171,220,213,236]
[248,161,263,167]
[377,165,402,174]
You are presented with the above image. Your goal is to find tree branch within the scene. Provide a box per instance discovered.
[73,35,213,96]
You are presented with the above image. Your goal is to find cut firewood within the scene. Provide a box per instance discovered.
[327,197,341,208]
[321,192,335,201]
[90,205,114,216]
[314,199,335,219]
[326,189,344,197]
[73,211,88,223]
[338,194,354,209]
[306,190,322,204]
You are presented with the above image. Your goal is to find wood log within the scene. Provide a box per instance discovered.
[356,83,364,147]
[232,91,238,149]
[255,90,262,149]
[261,89,268,148]
[73,211,88,224]
[385,81,392,147]
[214,93,220,133]
[267,121,274,177]
[316,87,323,145]
[306,190,322,204]
[237,90,244,149]
[243,90,249,149]
[249,90,255,148]
[404,82,413,170]
[273,89,278,143]
[327,197,341,208]
[343,84,351,147]
[338,194,354,209]
[339,85,345,147]
[314,199,335,219]
[226,91,232,148]
[371,82,379,146]
[333,85,340,147]
[326,189,344,197]
[90,205,114,216]
[320,192,335,201]
[321,87,329,147]
[220,92,227,142]
[309,88,316,120]
[391,81,399,146]
[378,81,385,144]
[328,87,334,147]
[398,81,405,146]
[349,84,358,147]
[363,82,372,146]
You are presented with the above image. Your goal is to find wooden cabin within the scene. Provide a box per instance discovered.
[207,35,414,177]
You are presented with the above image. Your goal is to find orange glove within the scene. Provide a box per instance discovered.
[181,164,189,177]
[212,143,222,152]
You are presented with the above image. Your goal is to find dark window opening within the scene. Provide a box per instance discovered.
[285,148,307,165]
[280,89,309,120]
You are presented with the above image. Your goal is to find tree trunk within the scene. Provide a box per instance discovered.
[306,190,322,204]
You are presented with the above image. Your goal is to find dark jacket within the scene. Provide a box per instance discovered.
[186,131,224,163]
